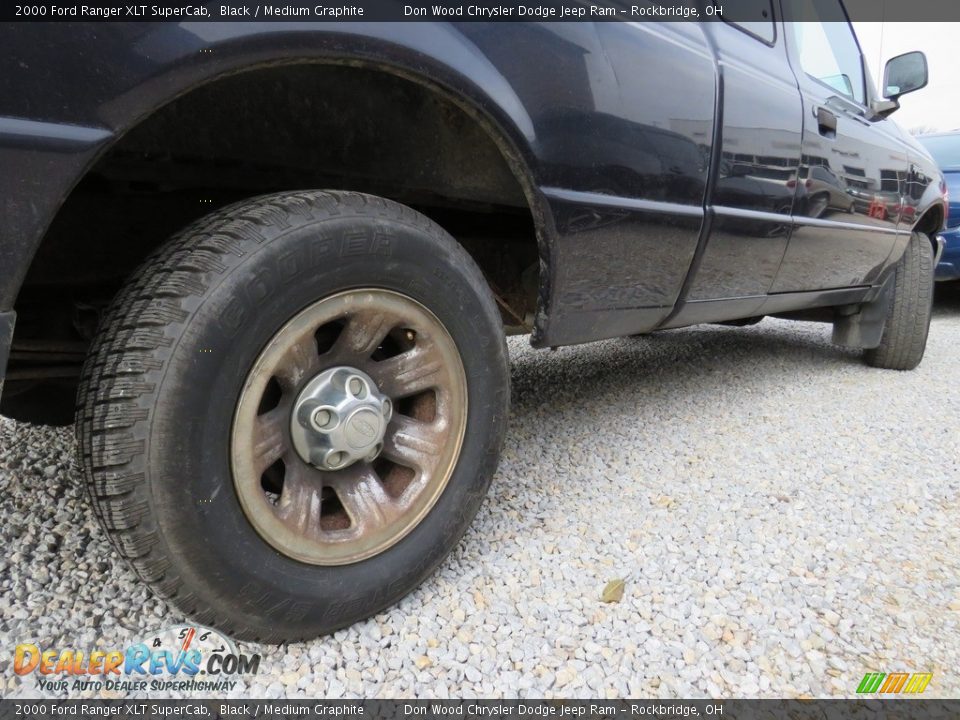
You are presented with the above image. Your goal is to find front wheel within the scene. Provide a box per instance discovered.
[863,231,934,370]
[76,191,510,642]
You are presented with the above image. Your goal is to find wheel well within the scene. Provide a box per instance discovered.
[4,63,540,425]
[914,204,945,253]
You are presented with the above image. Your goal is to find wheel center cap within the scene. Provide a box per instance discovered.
[290,366,392,471]
[345,408,382,448]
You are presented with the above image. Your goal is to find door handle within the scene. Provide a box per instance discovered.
[816,106,837,138]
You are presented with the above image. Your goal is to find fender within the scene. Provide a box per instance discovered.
[876,180,949,278]
[906,148,949,255]
[0,22,549,313]
[2,21,724,351]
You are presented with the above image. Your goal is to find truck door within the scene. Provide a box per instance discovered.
[686,6,803,306]
[773,0,905,292]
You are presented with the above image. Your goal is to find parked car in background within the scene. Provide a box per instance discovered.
[917,132,960,280]
[796,165,857,217]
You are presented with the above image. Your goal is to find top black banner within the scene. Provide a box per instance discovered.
[3,0,960,22]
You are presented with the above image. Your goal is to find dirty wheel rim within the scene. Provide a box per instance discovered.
[231,289,468,565]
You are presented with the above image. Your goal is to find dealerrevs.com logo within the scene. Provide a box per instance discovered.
[14,625,260,694]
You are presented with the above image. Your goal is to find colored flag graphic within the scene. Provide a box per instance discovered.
[856,672,933,694]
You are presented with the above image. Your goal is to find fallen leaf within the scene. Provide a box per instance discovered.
[601,578,626,603]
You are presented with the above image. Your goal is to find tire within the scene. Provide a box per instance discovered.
[76,191,510,642]
[863,231,934,370]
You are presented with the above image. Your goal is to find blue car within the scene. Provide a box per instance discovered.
[917,132,960,280]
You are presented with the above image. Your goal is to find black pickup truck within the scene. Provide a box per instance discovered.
[0,7,948,641]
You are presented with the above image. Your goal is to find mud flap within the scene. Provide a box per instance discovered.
[831,274,894,350]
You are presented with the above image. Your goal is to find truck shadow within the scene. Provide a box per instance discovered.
[934,280,960,317]
[508,320,861,418]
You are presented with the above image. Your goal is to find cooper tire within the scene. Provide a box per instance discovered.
[76,191,509,642]
[863,231,934,370]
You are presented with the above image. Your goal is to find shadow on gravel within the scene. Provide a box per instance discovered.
[508,320,861,411]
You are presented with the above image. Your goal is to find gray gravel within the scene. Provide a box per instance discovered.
[3,286,960,699]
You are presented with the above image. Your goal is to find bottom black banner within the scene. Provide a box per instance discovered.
[1,700,958,720]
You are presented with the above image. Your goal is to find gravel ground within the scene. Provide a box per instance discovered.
[2,285,959,699]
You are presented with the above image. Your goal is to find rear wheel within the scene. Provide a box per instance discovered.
[76,191,509,642]
[864,231,934,370]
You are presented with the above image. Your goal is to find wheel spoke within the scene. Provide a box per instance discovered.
[328,309,395,363]
[252,407,288,473]
[382,414,445,473]
[326,465,398,530]
[274,335,321,391]
[277,463,324,536]
[369,343,444,398]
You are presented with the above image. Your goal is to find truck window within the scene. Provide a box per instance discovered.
[788,0,865,105]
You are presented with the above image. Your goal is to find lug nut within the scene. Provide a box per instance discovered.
[365,443,383,463]
[382,398,392,419]
[348,377,365,397]
[311,407,336,431]
[327,451,345,468]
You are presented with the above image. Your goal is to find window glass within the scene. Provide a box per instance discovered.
[789,0,865,104]
[723,0,776,43]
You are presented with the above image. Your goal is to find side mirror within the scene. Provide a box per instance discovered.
[883,51,928,100]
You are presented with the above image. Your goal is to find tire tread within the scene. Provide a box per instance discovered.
[864,231,934,370]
